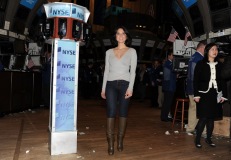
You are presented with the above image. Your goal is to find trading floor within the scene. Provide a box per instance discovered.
[0,98,230,160]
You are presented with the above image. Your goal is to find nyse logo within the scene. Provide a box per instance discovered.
[50,8,70,16]
[62,64,75,69]
[62,77,75,81]
[72,8,84,20]
[61,89,74,94]
[58,47,75,55]
[57,61,75,69]
[57,74,75,81]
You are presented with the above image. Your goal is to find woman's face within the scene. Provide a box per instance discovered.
[208,45,218,60]
[116,28,127,44]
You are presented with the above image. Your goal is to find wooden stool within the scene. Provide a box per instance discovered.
[172,98,189,131]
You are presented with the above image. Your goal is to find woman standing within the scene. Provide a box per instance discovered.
[101,26,137,155]
[194,43,227,148]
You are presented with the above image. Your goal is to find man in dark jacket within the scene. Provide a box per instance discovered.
[161,51,177,121]
[0,60,3,71]
[186,42,205,134]
[221,56,231,101]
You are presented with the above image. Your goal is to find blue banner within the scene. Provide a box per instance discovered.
[182,0,197,8]
[55,40,76,131]
[20,0,38,9]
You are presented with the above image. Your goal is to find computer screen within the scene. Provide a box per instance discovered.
[0,55,11,68]
[12,55,26,70]
[173,57,190,73]
[0,42,14,54]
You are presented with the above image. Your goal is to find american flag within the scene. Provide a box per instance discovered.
[184,28,191,46]
[167,28,178,43]
[27,58,34,69]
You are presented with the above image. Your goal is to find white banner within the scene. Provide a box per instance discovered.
[173,39,199,57]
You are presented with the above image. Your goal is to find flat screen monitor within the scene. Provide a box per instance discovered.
[12,55,26,70]
[173,57,190,73]
[0,42,14,54]
[0,55,11,68]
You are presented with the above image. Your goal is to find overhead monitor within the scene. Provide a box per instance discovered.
[11,55,27,70]
[14,40,26,54]
[0,55,11,69]
[182,0,197,8]
[20,0,38,9]
[0,42,14,54]
[173,56,190,73]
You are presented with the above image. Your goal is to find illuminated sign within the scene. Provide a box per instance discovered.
[43,3,90,22]
[55,40,77,131]
[20,0,38,9]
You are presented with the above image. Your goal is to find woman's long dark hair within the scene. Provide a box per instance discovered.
[203,42,218,62]
[111,26,132,47]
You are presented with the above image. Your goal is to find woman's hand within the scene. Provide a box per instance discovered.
[125,90,133,99]
[101,91,106,99]
[194,97,200,103]
[219,97,225,103]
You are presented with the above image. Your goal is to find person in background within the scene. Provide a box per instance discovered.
[0,60,3,71]
[41,48,52,108]
[194,43,227,148]
[186,42,206,135]
[150,60,161,107]
[96,63,105,98]
[137,63,149,102]
[0,60,4,117]
[157,58,166,108]
[101,26,137,155]
[82,62,94,99]
[221,55,231,114]
[157,59,164,108]
[160,50,177,122]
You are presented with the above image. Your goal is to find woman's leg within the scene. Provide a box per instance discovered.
[195,118,207,148]
[117,81,130,151]
[205,118,216,147]
[105,81,118,155]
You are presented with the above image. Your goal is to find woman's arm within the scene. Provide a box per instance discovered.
[193,61,202,98]
[101,50,110,98]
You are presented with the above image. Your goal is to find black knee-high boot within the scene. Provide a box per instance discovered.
[117,117,127,152]
[205,119,216,147]
[106,118,115,155]
[195,118,206,148]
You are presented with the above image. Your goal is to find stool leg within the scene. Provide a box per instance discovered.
[172,101,179,128]
[181,101,185,131]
